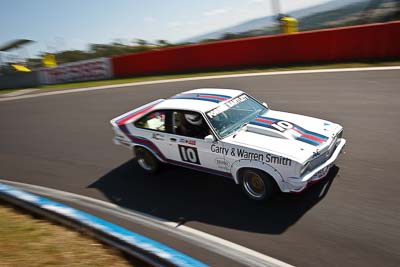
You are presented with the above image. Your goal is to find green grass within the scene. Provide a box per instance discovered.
[0,202,139,267]
[1,60,399,95]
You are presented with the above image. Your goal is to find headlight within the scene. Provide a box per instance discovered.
[300,162,310,175]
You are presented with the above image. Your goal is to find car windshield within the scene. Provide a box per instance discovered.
[206,94,268,138]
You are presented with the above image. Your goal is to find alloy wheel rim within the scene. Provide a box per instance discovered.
[138,152,154,171]
[244,172,266,199]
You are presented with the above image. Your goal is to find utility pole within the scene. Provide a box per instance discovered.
[271,0,282,19]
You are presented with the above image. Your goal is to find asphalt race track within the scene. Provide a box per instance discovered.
[1,69,399,267]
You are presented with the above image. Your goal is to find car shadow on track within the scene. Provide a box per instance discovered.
[88,160,339,234]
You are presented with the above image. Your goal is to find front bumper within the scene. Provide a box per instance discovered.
[285,138,346,192]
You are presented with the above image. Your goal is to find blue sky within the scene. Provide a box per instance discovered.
[1,0,329,57]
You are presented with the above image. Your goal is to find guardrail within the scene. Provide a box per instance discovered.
[111,21,400,77]
[0,182,208,267]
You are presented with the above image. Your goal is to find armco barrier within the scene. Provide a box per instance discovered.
[39,57,112,85]
[0,182,208,267]
[112,21,400,77]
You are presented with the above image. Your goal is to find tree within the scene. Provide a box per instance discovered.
[221,33,239,40]
[135,39,148,46]
[156,40,170,47]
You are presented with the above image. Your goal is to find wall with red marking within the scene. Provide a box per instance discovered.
[112,21,400,77]
[39,57,112,84]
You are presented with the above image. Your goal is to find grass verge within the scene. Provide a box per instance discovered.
[0,201,142,267]
[1,60,399,95]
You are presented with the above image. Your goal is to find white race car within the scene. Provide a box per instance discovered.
[111,89,346,201]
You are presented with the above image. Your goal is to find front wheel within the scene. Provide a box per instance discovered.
[240,169,276,201]
[135,147,160,174]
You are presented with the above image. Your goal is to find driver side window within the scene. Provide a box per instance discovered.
[172,111,211,139]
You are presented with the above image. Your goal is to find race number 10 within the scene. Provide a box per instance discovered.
[271,121,293,132]
[178,145,200,165]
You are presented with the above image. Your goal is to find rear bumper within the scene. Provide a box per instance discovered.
[285,138,346,193]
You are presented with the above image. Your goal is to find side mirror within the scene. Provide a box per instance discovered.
[262,102,269,109]
[204,134,215,143]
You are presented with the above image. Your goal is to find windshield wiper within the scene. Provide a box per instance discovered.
[233,123,248,138]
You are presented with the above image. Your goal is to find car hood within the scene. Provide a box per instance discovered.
[224,110,343,163]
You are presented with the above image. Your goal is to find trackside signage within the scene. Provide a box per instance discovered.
[39,57,112,84]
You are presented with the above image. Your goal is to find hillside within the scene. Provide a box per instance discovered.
[183,0,399,43]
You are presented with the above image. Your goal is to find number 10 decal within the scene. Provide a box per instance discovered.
[271,121,293,132]
[179,145,200,165]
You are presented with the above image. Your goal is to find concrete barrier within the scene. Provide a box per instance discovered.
[0,71,40,89]
[0,182,208,267]
[111,21,400,77]
[39,57,113,85]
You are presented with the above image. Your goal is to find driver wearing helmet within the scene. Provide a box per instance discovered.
[182,113,209,139]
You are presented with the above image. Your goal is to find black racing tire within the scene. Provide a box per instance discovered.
[134,147,160,174]
[239,169,277,201]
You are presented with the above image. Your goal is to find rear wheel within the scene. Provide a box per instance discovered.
[135,147,160,174]
[240,169,276,201]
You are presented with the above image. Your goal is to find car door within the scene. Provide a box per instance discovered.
[132,109,230,176]
[163,110,231,176]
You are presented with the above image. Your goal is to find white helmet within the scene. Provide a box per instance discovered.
[184,113,203,126]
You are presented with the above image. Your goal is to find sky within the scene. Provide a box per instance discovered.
[0,0,330,58]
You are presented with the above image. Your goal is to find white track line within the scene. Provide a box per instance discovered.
[0,88,39,97]
[0,179,293,267]
[1,66,399,102]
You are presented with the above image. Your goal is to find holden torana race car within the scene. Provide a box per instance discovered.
[111,89,346,201]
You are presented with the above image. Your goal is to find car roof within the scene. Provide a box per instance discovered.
[154,88,244,113]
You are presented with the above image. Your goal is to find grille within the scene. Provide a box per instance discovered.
[309,142,336,170]
[305,130,342,173]
[337,129,343,139]
[309,151,329,170]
